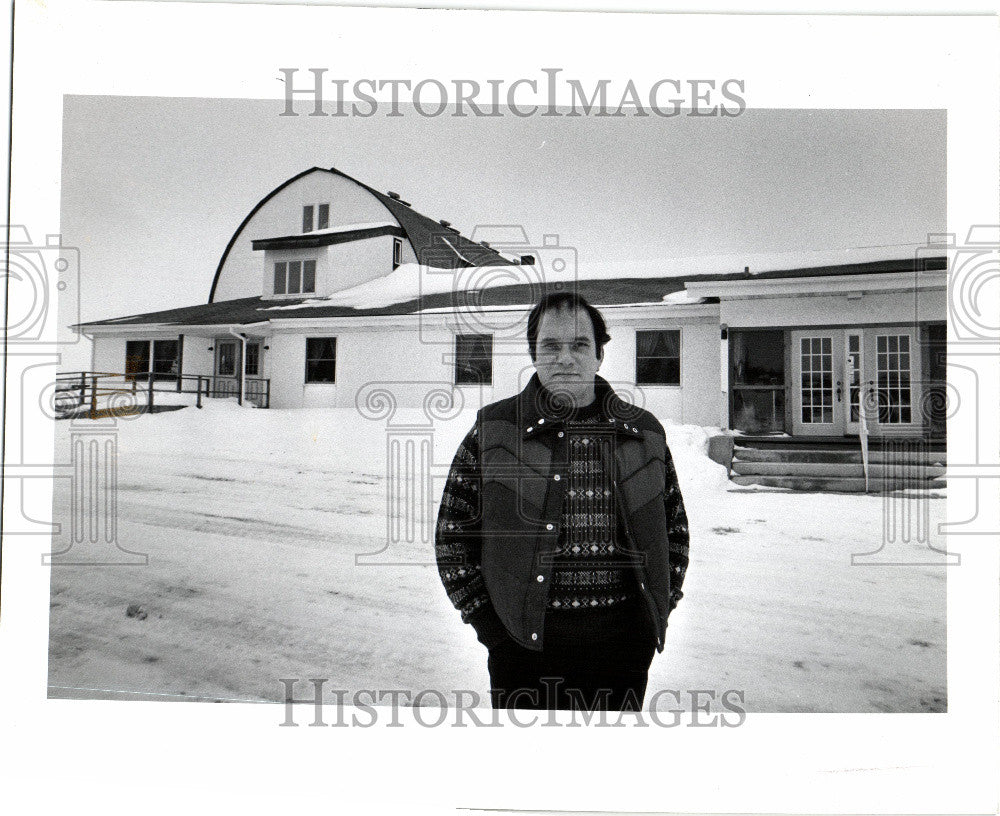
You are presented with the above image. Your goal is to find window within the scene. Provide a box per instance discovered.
[636,330,680,385]
[152,340,179,380]
[245,343,260,377]
[392,237,403,270]
[729,330,785,433]
[455,334,493,385]
[125,340,151,381]
[306,337,337,383]
[876,334,912,424]
[303,203,330,233]
[125,340,179,381]
[274,260,316,295]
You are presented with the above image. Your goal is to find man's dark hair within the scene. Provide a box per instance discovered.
[526,292,611,361]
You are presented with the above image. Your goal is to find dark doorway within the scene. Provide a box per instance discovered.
[730,330,786,433]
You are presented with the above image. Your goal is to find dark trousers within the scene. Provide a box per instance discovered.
[487,598,656,711]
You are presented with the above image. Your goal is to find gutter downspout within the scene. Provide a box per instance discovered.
[227,327,247,406]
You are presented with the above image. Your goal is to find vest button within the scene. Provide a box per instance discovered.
[545,523,554,531]
[536,575,544,582]
[557,431,565,438]
[538,418,545,424]
[531,633,538,641]
[553,474,561,481]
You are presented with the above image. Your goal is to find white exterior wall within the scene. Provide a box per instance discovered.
[325,235,399,295]
[213,169,397,302]
[261,235,401,299]
[601,318,721,428]
[182,335,215,378]
[91,332,210,378]
[257,308,721,429]
[92,336,127,374]
[720,288,945,328]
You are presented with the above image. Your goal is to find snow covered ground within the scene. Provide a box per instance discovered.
[47,399,946,712]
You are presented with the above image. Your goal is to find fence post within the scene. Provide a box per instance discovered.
[79,372,87,406]
[266,380,271,409]
[89,375,97,419]
[148,372,154,412]
[197,376,203,409]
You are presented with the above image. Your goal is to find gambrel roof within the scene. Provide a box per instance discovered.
[207,166,515,302]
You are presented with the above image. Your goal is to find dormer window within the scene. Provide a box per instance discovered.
[274,260,316,295]
[392,237,403,270]
[302,203,330,233]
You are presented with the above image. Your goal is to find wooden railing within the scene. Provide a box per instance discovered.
[54,371,271,418]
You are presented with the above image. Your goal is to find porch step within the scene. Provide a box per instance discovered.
[729,438,947,493]
[731,461,947,478]
[732,447,947,465]
[730,475,948,493]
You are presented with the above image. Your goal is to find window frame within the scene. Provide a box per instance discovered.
[454,333,494,386]
[125,339,180,381]
[635,329,682,387]
[392,237,403,270]
[244,342,261,377]
[305,337,337,384]
[273,259,317,296]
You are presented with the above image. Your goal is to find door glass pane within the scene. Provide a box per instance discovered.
[847,334,862,423]
[876,334,912,424]
[800,336,833,424]
[217,342,236,376]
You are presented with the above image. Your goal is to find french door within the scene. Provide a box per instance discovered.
[792,328,920,437]
[791,331,844,436]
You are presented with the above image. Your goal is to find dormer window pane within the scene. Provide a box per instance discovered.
[274,262,287,295]
[288,260,302,294]
[317,204,329,231]
[302,205,314,233]
[302,260,316,293]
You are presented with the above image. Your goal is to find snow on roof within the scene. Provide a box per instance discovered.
[661,290,708,305]
[262,262,536,310]
[261,244,927,312]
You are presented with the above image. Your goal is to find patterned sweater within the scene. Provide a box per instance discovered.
[435,406,690,649]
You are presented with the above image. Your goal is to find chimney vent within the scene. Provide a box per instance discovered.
[387,191,401,200]
[439,220,451,228]
[520,255,536,265]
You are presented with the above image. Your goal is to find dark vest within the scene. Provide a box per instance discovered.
[477,375,673,652]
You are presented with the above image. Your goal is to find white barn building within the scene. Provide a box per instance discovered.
[74,166,947,450]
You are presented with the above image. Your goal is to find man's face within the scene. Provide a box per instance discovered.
[533,305,603,404]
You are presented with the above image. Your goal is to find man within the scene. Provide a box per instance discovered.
[435,292,689,711]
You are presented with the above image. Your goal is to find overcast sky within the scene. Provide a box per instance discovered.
[58,96,944,365]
